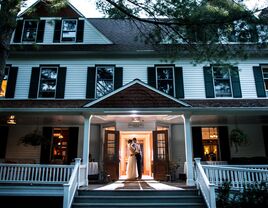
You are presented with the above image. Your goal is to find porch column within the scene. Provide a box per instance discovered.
[182,113,195,186]
[83,114,92,169]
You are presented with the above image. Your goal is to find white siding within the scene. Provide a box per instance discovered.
[14,64,32,99]
[84,21,112,44]
[43,20,54,44]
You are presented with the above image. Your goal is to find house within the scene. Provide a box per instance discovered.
[0,1,268,207]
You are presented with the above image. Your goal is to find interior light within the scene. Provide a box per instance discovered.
[7,115,16,125]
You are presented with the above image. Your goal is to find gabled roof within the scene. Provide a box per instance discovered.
[84,79,190,108]
[18,0,84,18]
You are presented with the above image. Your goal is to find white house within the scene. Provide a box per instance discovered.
[0,1,268,208]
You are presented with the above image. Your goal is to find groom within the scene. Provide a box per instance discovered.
[132,137,142,179]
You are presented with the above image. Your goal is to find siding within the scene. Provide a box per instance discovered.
[84,21,112,44]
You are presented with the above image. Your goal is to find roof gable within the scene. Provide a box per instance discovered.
[84,79,190,108]
[19,0,84,18]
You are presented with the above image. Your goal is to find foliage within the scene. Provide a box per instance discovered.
[230,128,248,152]
[19,129,48,146]
[216,181,268,208]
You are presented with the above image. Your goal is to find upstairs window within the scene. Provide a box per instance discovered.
[0,67,9,97]
[61,19,77,42]
[262,66,268,96]
[156,66,174,96]
[22,20,38,42]
[38,67,58,98]
[96,66,114,98]
[213,66,232,97]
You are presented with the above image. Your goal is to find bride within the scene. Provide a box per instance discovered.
[126,139,138,180]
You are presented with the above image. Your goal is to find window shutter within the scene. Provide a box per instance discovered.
[230,67,242,98]
[41,127,52,164]
[13,20,23,43]
[86,67,96,98]
[203,66,215,98]
[192,127,204,159]
[29,67,40,98]
[174,67,184,98]
[68,127,79,164]
[0,126,9,158]
[218,126,231,162]
[5,67,18,98]
[147,67,156,88]
[53,20,62,43]
[76,20,84,42]
[114,67,123,90]
[253,66,266,97]
[36,20,46,43]
[56,67,66,98]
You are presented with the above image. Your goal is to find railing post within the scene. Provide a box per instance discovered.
[209,184,216,208]
[75,158,81,187]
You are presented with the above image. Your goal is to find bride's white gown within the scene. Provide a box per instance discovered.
[126,144,138,179]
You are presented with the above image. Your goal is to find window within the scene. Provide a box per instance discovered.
[61,19,77,42]
[0,67,9,97]
[262,66,268,96]
[213,66,232,97]
[156,66,174,96]
[38,67,58,98]
[202,127,219,161]
[22,20,38,42]
[96,66,114,98]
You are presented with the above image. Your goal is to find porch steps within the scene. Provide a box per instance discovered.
[72,189,207,208]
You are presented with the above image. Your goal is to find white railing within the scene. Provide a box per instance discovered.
[63,158,81,208]
[202,165,268,190]
[0,163,74,184]
[195,158,216,208]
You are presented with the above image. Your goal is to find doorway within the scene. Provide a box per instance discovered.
[119,131,153,177]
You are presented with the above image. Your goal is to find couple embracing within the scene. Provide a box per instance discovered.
[126,137,142,180]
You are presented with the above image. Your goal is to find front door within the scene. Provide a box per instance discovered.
[153,130,169,181]
[103,130,119,181]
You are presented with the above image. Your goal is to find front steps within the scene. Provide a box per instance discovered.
[72,189,207,208]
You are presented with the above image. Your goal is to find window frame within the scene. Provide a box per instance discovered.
[95,65,115,99]
[0,66,10,98]
[155,65,175,97]
[38,66,59,99]
[261,65,268,96]
[212,65,233,98]
[21,19,39,42]
[61,19,78,42]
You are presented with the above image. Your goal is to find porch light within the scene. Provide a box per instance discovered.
[7,115,16,125]
[58,134,64,139]
[132,117,142,123]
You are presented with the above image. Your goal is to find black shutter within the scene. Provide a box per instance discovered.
[36,20,46,43]
[203,66,215,98]
[86,67,96,98]
[218,126,231,162]
[5,67,18,98]
[41,127,52,164]
[53,20,62,43]
[147,67,156,88]
[253,66,266,97]
[68,127,79,164]
[76,20,84,42]
[114,67,123,90]
[56,67,66,98]
[13,20,23,43]
[262,126,268,157]
[230,67,242,98]
[192,127,204,159]
[0,126,9,158]
[29,67,40,98]
[174,67,184,98]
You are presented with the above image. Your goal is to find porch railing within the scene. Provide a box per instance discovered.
[195,158,216,208]
[0,163,74,184]
[202,164,268,190]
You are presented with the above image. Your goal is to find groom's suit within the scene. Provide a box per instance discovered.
[134,142,142,179]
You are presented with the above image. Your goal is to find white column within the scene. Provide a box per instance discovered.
[182,113,195,186]
[82,114,92,185]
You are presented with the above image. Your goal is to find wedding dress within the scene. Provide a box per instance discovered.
[126,143,138,180]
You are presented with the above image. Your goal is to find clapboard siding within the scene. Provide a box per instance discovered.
[84,21,112,44]
[43,20,54,44]
[14,65,32,99]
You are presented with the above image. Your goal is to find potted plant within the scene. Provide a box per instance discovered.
[230,128,248,152]
[19,129,47,146]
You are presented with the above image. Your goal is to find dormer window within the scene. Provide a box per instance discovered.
[61,19,77,42]
[22,20,38,42]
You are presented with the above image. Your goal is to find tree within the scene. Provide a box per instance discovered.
[0,0,268,87]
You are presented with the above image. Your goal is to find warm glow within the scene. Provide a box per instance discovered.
[7,115,16,125]
[0,80,7,97]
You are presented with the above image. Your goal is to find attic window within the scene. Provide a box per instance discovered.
[22,20,38,42]
[61,19,77,42]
